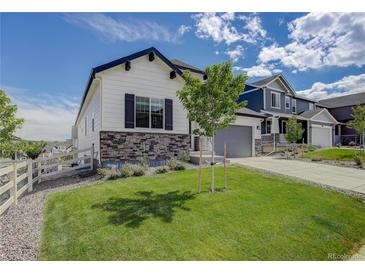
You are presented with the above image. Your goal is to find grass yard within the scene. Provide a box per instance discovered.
[40,166,365,260]
[303,148,365,161]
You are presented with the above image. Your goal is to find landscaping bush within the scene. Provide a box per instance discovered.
[174,162,186,170]
[178,151,190,162]
[132,165,145,176]
[120,164,134,178]
[353,154,364,167]
[155,166,169,174]
[108,169,121,180]
[138,155,149,170]
[167,159,177,170]
[97,168,107,177]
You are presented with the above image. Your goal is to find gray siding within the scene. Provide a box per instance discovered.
[296,99,312,114]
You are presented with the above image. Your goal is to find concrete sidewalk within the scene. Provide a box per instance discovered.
[230,157,365,196]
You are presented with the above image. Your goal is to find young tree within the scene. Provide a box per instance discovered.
[347,105,365,154]
[285,115,304,158]
[20,140,47,160]
[0,90,24,158]
[177,61,247,192]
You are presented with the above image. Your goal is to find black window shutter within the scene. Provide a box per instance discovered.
[165,99,173,130]
[125,93,135,128]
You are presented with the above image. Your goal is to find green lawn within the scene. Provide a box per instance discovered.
[303,148,365,161]
[40,166,365,260]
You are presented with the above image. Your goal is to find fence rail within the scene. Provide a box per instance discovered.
[0,147,93,215]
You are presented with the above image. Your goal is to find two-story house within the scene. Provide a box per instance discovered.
[318,92,365,145]
[238,74,338,148]
[72,47,264,167]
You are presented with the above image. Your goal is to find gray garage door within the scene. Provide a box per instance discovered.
[214,125,252,158]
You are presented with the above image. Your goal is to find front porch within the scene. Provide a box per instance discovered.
[261,116,309,146]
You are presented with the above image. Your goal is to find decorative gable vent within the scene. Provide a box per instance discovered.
[148,52,155,61]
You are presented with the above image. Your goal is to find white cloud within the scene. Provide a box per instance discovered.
[2,86,78,141]
[192,13,268,45]
[258,13,365,71]
[234,64,281,78]
[64,13,182,43]
[214,50,220,55]
[225,45,244,63]
[297,73,365,100]
[178,24,191,36]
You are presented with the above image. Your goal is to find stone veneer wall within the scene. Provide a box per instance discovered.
[100,131,191,164]
[254,139,262,156]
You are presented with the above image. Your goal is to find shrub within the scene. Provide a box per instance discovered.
[167,159,177,170]
[178,151,190,162]
[353,154,364,166]
[132,165,145,176]
[97,168,107,177]
[120,164,134,178]
[174,162,186,171]
[308,145,316,152]
[108,169,121,180]
[138,155,149,170]
[155,166,169,174]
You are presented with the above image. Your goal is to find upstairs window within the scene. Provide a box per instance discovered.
[309,103,314,111]
[285,96,290,110]
[151,98,164,129]
[292,99,297,113]
[271,91,281,109]
[136,96,150,128]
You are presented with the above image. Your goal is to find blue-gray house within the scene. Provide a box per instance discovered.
[239,74,338,148]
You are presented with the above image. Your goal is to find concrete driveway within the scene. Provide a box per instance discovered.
[230,157,365,196]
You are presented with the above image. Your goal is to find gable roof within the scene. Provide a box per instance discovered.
[76,47,183,125]
[318,91,365,108]
[300,109,323,119]
[171,59,205,74]
[250,74,296,95]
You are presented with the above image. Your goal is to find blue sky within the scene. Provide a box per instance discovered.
[1,12,365,140]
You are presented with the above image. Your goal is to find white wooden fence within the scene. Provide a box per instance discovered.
[0,147,94,215]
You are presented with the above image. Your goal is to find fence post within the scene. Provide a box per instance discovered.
[27,159,33,192]
[38,160,42,184]
[9,162,18,206]
[90,146,94,171]
[224,143,227,190]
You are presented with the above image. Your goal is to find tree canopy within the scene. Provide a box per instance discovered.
[0,90,24,158]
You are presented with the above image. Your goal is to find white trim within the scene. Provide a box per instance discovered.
[251,125,255,157]
[310,108,338,124]
[240,87,261,95]
[270,91,281,109]
[292,98,297,113]
[135,95,165,130]
[285,96,290,110]
[312,124,332,129]
[263,87,266,110]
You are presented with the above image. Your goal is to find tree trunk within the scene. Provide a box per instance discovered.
[211,135,215,192]
[198,137,202,193]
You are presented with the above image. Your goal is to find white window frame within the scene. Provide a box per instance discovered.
[285,96,291,110]
[271,91,281,109]
[309,102,314,111]
[292,99,297,113]
[135,96,164,129]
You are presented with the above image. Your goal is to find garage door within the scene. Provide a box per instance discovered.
[214,125,252,158]
[312,125,332,148]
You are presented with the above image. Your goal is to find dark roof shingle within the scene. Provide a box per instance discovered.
[319,92,365,108]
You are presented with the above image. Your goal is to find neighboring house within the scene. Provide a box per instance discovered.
[318,92,365,145]
[73,47,263,167]
[238,74,338,148]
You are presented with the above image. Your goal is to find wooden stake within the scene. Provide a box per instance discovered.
[198,137,202,193]
[224,142,227,189]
